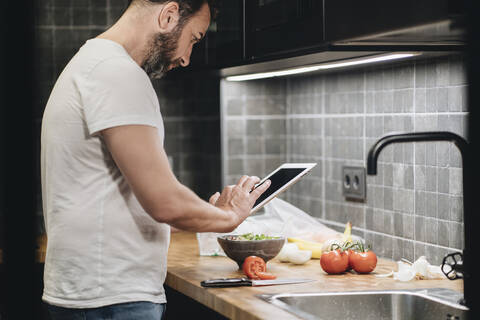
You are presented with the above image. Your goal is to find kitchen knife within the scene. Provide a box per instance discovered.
[201,277,314,288]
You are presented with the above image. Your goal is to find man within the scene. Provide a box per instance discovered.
[41,0,271,319]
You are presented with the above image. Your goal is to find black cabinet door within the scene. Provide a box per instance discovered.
[324,0,459,43]
[210,0,244,67]
[188,1,244,69]
[245,0,324,60]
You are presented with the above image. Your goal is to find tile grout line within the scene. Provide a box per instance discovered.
[37,25,109,30]
[106,0,112,27]
[317,217,461,253]
[164,116,220,121]
[69,0,74,27]
[413,59,417,259]
[321,75,326,221]
[242,87,248,179]
[286,79,291,163]
[225,111,468,120]
[362,68,367,242]
[220,81,227,187]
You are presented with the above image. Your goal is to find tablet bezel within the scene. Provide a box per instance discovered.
[250,163,317,214]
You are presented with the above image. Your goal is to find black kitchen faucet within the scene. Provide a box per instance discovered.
[366,131,471,308]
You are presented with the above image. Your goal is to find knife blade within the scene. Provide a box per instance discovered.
[201,278,314,288]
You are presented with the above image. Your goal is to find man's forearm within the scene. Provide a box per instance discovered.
[150,183,239,233]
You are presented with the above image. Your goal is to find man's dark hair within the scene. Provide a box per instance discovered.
[127,0,218,22]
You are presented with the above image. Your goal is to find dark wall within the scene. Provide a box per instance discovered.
[155,74,221,200]
[1,2,37,318]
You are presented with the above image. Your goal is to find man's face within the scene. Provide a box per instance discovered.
[142,3,211,79]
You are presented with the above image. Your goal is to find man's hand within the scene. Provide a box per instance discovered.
[208,175,271,225]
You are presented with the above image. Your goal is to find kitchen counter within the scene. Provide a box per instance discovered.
[166,232,463,320]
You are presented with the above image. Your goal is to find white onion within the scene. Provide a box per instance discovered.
[287,249,312,265]
[276,243,298,262]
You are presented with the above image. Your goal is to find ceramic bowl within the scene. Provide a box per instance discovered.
[217,235,285,269]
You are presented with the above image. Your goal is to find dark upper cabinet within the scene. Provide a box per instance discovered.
[190,0,325,69]
[324,0,465,44]
[188,1,244,69]
[187,0,465,72]
[210,0,244,67]
[244,0,324,60]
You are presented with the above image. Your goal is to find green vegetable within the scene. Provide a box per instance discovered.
[237,233,281,240]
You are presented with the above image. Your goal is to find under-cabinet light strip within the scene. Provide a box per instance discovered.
[225,52,420,81]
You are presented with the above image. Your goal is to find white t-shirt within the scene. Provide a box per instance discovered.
[41,38,170,308]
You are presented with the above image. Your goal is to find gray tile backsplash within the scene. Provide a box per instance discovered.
[221,54,467,264]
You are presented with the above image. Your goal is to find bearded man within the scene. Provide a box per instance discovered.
[41,1,270,319]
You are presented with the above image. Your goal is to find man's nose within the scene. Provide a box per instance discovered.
[179,47,192,67]
[179,57,190,67]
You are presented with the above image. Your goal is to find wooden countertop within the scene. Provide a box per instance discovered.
[166,232,463,320]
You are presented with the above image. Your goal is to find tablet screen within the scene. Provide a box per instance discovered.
[252,168,305,208]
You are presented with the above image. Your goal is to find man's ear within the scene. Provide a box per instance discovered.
[158,2,180,33]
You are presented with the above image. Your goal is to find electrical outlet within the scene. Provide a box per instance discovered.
[342,166,366,201]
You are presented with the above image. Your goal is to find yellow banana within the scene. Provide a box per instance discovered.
[287,237,323,259]
[342,221,352,243]
[287,237,321,246]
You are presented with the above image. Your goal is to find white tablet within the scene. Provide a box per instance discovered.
[250,163,317,214]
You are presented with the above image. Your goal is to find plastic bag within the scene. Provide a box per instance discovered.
[233,198,342,240]
[196,232,227,256]
[196,198,343,256]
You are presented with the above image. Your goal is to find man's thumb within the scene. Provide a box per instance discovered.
[209,192,220,205]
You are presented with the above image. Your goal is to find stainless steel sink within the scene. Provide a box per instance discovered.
[258,288,468,320]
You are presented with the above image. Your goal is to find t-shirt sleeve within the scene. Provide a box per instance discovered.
[79,57,160,136]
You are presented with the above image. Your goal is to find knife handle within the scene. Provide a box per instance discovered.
[201,278,251,288]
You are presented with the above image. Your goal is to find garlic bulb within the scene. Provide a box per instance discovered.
[321,238,343,252]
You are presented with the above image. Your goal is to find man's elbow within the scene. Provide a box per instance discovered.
[148,202,180,224]
[142,184,187,224]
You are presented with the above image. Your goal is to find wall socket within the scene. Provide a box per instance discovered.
[342,166,366,201]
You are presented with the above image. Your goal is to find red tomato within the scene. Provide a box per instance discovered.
[242,256,267,280]
[255,271,277,280]
[320,250,349,274]
[350,251,377,273]
[345,249,354,271]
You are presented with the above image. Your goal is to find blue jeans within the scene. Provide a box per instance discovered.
[47,301,166,320]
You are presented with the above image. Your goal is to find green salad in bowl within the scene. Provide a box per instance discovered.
[225,233,282,241]
[217,233,285,268]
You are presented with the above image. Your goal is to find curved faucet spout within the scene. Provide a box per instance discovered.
[366,131,469,175]
[366,130,471,307]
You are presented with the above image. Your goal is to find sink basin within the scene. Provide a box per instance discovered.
[258,288,468,320]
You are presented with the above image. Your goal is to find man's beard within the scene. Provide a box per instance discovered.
[142,25,183,80]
